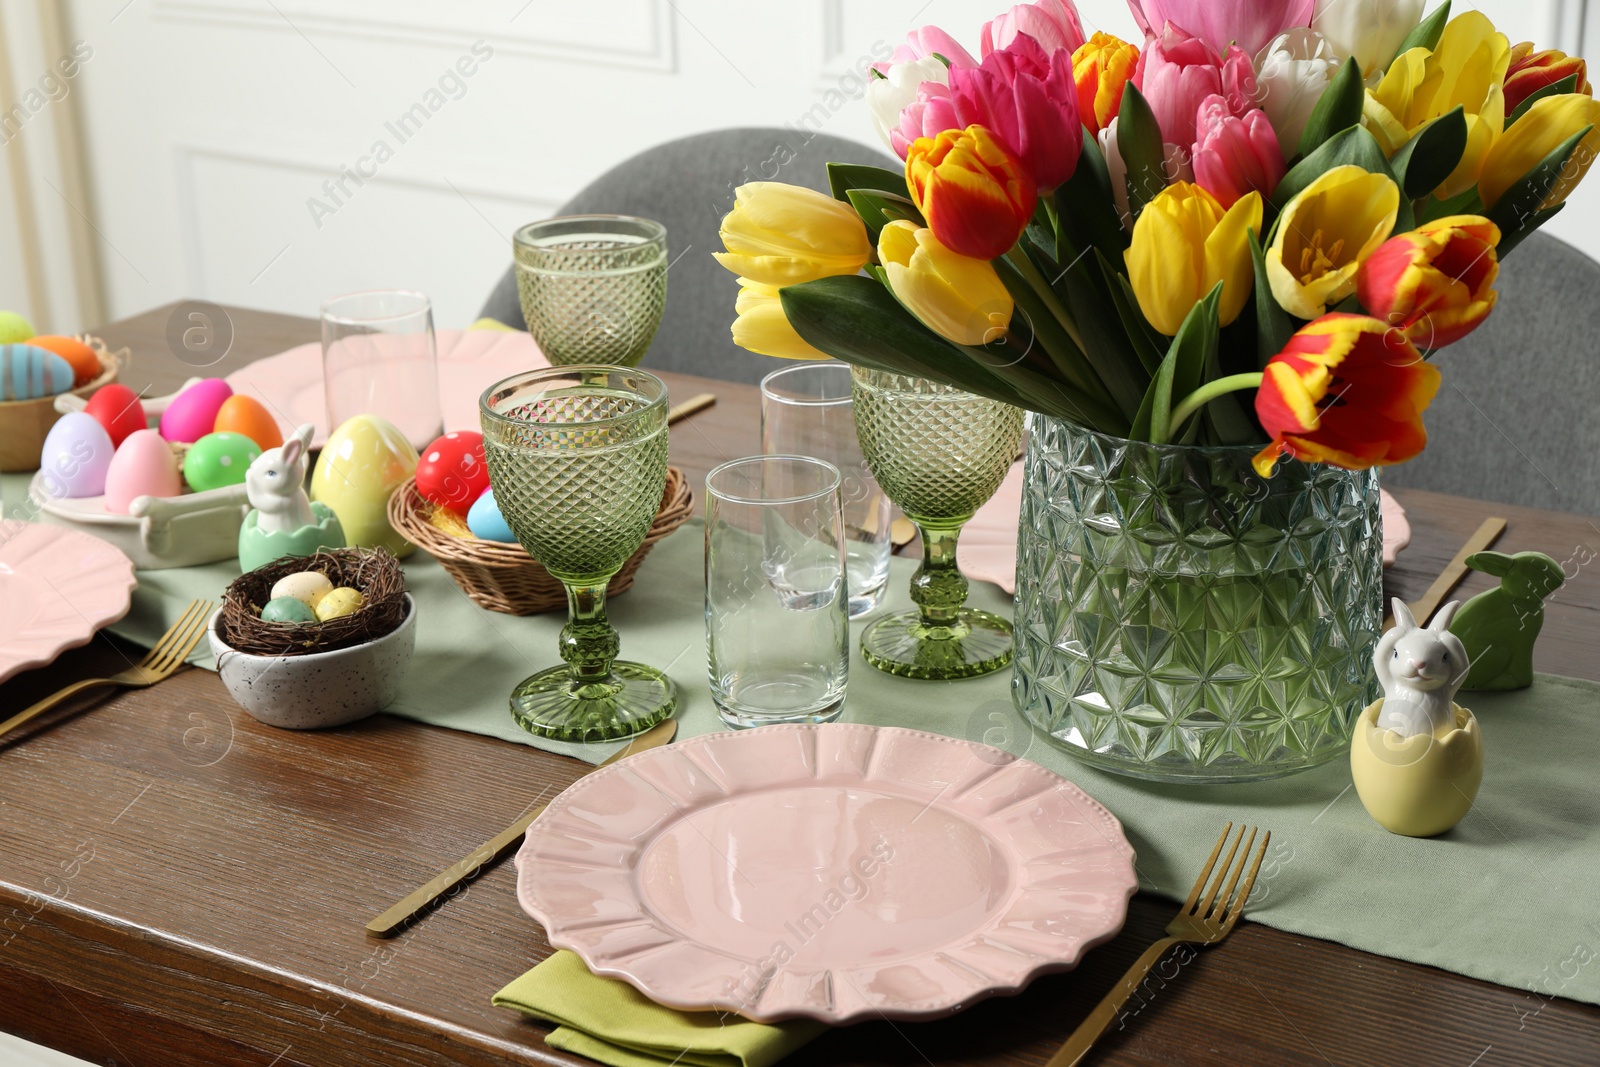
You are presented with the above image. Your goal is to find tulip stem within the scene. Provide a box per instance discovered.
[1004,246,1085,352]
[1166,373,1264,441]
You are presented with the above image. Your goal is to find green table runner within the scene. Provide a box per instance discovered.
[5,469,1597,1008]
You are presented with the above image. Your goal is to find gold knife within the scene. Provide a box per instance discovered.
[365,718,678,938]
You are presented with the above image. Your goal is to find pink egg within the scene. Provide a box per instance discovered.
[104,429,181,513]
[159,378,233,443]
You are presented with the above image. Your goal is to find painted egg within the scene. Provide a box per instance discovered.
[0,311,34,345]
[103,429,181,514]
[0,344,73,400]
[260,596,317,624]
[184,431,261,493]
[26,335,99,387]
[213,394,283,450]
[466,489,518,543]
[159,378,233,443]
[415,431,489,514]
[83,383,148,448]
[314,587,364,621]
[310,415,418,557]
[270,571,333,610]
[37,412,115,499]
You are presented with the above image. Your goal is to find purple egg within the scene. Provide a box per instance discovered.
[37,411,115,498]
[159,378,233,443]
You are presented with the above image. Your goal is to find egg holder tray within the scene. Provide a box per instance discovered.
[0,337,127,472]
[388,467,693,616]
[220,546,406,657]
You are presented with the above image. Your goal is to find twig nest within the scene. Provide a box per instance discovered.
[1350,699,1484,837]
[221,546,406,656]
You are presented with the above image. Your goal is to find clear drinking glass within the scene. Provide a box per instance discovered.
[851,368,1024,680]
[760,362,891,618]
[321,290,441,449]
[514,215,668,367]
[480,366,675,742]
[705,456,849,729]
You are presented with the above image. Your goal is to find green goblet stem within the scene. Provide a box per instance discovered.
[908,523,970,632]
[559,581,622,687]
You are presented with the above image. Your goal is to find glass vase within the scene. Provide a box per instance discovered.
[1011,416,1383,783]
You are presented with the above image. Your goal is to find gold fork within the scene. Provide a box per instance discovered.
[0,599,214,741]
[1047,823,1271,1066]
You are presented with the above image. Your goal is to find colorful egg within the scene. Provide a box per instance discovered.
[184,431,261,493]
[314,587,364,621]
[159,378,233,443]
[83,384,149,448]
[214,394,283,450]
[0,311,33,345]
[270,571,333,610]
[37,412,115,498]
[260,596,317,624]
[1,344,73,400]
[26,335,99,387]
[103,429,181,513]
[310,415,418,557]
[415,431,489,514]
[466,489,517,543]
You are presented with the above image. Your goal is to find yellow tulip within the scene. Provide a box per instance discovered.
[713,182,872,287]
[878,220,1014,347]
[729,280,832,361]
[1478,93,1600,210]
[1362,12,1511,198]
[1124,182,1261,336]
[1267,166,1400,320]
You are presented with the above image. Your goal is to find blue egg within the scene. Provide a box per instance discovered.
[1,344,73,401]
[467,489,517,543]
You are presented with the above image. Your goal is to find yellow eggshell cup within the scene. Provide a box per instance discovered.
[1350,699,1484,837]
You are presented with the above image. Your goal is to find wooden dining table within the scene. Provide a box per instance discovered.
[2,302,1597,1067]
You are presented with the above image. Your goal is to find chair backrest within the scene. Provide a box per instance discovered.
[479,127,899,385]
[1379,232,1600,516]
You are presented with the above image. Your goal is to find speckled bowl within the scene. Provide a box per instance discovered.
[207,594,416,729]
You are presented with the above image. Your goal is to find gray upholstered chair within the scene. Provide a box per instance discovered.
[1378,232,1600,516]
[478,127,898,385]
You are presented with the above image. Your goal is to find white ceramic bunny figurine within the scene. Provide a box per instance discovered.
[245,423,316,535]
[1373,598,1470,739]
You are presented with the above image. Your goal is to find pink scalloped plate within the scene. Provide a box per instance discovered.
[0,521,136,685]
[516,723,1137,1023]
[959,462,1414,594]
[225,328,548,449]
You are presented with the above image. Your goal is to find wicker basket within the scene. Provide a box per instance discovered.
[389,467,694,615]
[0,338,123,472]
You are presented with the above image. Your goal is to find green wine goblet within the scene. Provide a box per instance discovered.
[513,215,668,367]
[851,368,1024,680]
[479,366,675,741]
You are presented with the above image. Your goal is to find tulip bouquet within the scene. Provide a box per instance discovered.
[715,0,1596,478]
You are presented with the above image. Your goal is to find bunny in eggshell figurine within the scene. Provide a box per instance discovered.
[1350,599,1485,837]
[237,423,345,572]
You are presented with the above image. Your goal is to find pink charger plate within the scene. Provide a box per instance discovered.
[516,723,1138,1024]
[0,521,137,685]
[224,328,549,448]
[959,462,1414,594]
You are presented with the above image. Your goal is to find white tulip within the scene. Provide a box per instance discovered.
[1255,28,1343,160]
[866,56,949,155]
[1312,0,1426,82]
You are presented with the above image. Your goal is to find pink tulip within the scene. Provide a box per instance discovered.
[950,34,1082,190]
[892,81,960,159]
[1127,0,1314,57]
[981,0,1086,57]
[1192,96,1286,206]
[872,25,979,74]
[1134,25,1258,150]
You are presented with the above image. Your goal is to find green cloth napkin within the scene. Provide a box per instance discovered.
[493,950,824,1067]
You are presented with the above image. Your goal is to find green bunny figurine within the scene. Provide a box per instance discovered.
[1448,550,1565,690]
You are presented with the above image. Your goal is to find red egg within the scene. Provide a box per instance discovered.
[82,383,148,448]
[415,431,489,514]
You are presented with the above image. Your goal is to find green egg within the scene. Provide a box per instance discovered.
[260,595,317,624]
[185,431,261,493]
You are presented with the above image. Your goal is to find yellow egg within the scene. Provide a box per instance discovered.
[270,570,333,610]
[310,415,418,557]
[314,586,365,621]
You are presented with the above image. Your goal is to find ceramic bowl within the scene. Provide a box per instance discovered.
[207,594,416,729]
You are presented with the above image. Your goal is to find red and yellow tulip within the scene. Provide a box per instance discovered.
[905,125,1036,261]
[1355,217,1501,349]
[1072,32,1139,137]
[1503,43,1591,114]
[1252,314,1441,477]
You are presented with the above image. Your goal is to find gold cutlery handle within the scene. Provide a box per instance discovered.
[1047,936,1182,1067]
[0,679,115,739]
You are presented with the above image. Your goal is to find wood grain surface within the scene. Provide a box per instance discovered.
[1,304,1596,1067]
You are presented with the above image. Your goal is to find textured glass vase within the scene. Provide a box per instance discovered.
[1012,417,1383,783]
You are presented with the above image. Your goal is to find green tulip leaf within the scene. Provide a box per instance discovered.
[1298,57,1365,159]
[1040,242,1147,424]
[1117,83,1169,223]
[1418,185,1484,224]
[1390,107,1468,199]
[1057,130,1130,261]
[826,162,911,204]
[1097,249,1166,376]
[1508,74,1582,126]
[1395,2,1451,57]
[845,188,923,239]
[1498,203,1564,257]
[1486,125,1592,248]
[1145,282,1222,445]
[1270,125,1414,231]
[1248,231,1294,369]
